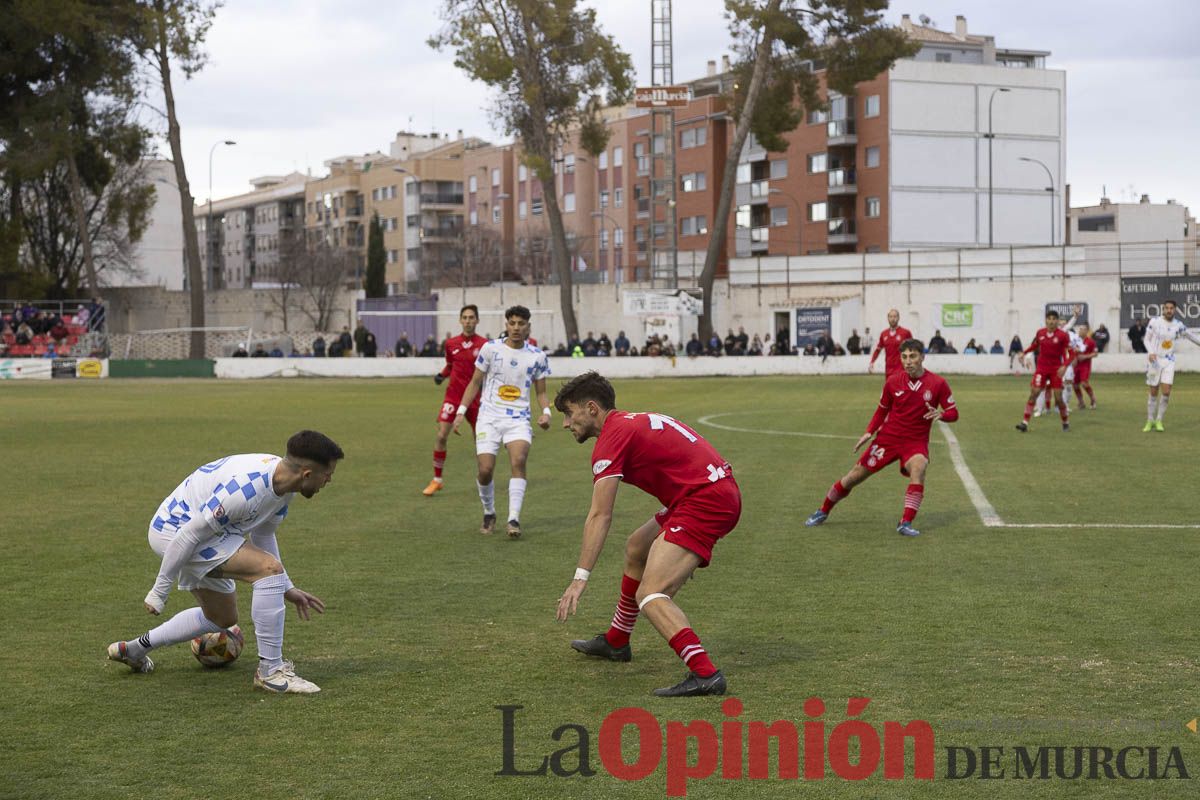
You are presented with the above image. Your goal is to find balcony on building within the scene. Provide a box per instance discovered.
[826,118,856,146]
[420,181,465,207]
[827,217,857,245]
[749,226,769,253]
[421,220,463,243]
[827,168,857,195]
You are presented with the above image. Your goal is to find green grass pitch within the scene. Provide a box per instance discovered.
[2,374,1198,799]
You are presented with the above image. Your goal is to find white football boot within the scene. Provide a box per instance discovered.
[253,660,320,694]
[107,641,155,673]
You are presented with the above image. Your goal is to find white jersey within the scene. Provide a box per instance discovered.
[474,339,551,421]
[1144,316,1200,362]
[152,453,291,538]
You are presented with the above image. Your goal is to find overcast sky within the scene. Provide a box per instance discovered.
[169,0,1199,213]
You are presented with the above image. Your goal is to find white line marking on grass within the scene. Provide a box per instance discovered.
[937,422,1006,527]
[998,523,1200,529]
[697,413,859,441]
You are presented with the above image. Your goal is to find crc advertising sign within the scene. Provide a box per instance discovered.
[795,307,832,347]
[940,304,974,328]
[1121,277,1200,327]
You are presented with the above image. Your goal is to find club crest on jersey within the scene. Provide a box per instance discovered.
[593,459,613,475]
[497,385,521,402]
[923,390,933,402]
[510,359,518,367]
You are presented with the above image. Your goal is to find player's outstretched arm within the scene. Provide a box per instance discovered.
[535,378,550,430]
[143,520,211,615]
[284,587,325,621]
[556,477,620,622]
[1183,327,1200,347]
[453,368,486,433]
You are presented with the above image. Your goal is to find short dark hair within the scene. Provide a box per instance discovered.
[505,305,531,321]
[287,430,345,466]
[1164,299,1178,307]
[460,304,479,318]
[899,338,924,354]
[554,371,616,413]
[1045,309,1059,319]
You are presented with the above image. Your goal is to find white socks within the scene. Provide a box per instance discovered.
[1157,394,1170,421]
[129,606,223,659]
[1148,395,1159,421]
[477,481,496,514]
[252,572,289,674]
[508,478,527,523]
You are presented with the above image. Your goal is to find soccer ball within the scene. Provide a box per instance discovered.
[191,625,244,668]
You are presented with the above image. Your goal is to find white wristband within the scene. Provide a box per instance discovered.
[574,567,590,581]
[542,406,552,417]
[456,404,467,415]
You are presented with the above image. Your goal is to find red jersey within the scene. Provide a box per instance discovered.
[590,410,733,509]
[439,333,488,403]
[871,326,913,374]
[1023,328,1072,371]
[1077,336,1097,360]
[867,369,958,443]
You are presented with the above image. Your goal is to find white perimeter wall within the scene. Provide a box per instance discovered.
[889,60,1066,249]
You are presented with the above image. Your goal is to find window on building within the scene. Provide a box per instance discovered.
[807,108,828,125]
[599,190,609,208]
[866,197,880,218]
[387,250,398,263]
[563,154,575,174]
[735,205,751,229]
[652,135,665,155]
[865,94,880,118]
[406,182,418,196]
[1078,215,1115,232]
[492,168,500,186]
[614,227,624,247]
[680,127,708,149]
[600,229,609,249]
[564,192,576,212]
[807,153,828,173]
[468,175,477,193]
[407,247,421,262]
[598,151,608,169]
[519,200,528,219]
[614,188,623,208]
[736,163,751,184]
[613,146,623,167]
[769,160,788,180]
[518,164,527,181]
[681,172,707,192]
[492,206,501,224]
[531,197,543,215]
[935,52,952,63]
[866,146,880,168]
[807,202,828,222]
[406,214,419,227]
[469,210,478,225]
[770,206,788,227]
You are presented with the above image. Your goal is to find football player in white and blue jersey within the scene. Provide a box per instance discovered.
[453,305,551,538]
[1143,300,1200,431]
[107,431,344,694]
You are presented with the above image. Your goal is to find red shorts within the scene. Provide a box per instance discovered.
[653,478,741,568]
[857,435,929,476]
[1076,363,1092,383]
[437,398,479,428]
[1031,368,1063,390]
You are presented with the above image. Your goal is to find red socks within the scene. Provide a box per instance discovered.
[668,627,718,678]
[433,449,446,479]
[1023,401,1034,422]
[902,484,924,524]
[821,480,849,514]
[604,574,641,648]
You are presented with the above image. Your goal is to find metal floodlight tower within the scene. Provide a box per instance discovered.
[650,0,678,289]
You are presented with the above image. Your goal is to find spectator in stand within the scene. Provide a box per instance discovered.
[928,329,946,354]
[990,340,1004,354]
[312,336,326,358]
[1128,319,1147,353]
[1093,324,1111,352]
[420,335,440,357]
[645,335,662,357]
[42,341,57,359]
[598,332,612,353]
[613,330,630,356]
[581,331,597,355]
[362,332,378,358]
[748,334,763,356]
[686,333,703,358]
[270,346,285,357]
[73,303,90,328]
[861,327,873,355]
[15,320,34,345]
[29,310,48,335]
[336,325,353,356]
[846,329,861,355]
[964,338,979,354]
[707,332,722,356]
[776,326,790,355]
[50,316,70,344]
[942,340,958,354]
[1008,334,1023,368]
[661,335,676,358]
[353,321,369,355]
[571,344,585,358]
[802,343,817,356]
[394,332,413,357]
[815,331,836,358]
[735,326,749,354]
[232,343,249,357]
[251,343,269,357]
[553,342,568,356]
[762,333,772,355]
[723,328,738,355]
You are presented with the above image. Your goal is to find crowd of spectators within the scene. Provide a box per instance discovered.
[1,299,105,358]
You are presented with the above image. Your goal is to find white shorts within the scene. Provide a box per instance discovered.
[1146,359,1176,387]
[147,525,244,593]
[475,416,533,455]
[1063,364,1074,382]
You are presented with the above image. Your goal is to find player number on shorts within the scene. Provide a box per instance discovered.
[646,413,698,443]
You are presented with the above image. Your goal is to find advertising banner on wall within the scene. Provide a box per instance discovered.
[1044,302,1089,326]
[1120,277,1200,327]
[939,303,976,328]
[0,358,108,380]
[795,307,832,347]
[0,359,52,379]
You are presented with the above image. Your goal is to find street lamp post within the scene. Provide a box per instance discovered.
[987,87,1010,248]
[208,139,236,288]
[1018,156,1055,245]
[768,187,802,255]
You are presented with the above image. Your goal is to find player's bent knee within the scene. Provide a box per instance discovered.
[208,608,238,628]
[635,590,673,610]
[258,557,284,579]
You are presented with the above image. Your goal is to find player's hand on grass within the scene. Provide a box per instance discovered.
[537,412,551,430]
[853,432,873,453]
[556,580,587,622]
[285,588,325,621]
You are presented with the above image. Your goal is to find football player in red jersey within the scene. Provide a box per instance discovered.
[868,308,914,376]
[554,371,740,697]
[1016,309,1076,433]
[1073,323,1099,409]
[806,339,958,536]
[423,305,488,496]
